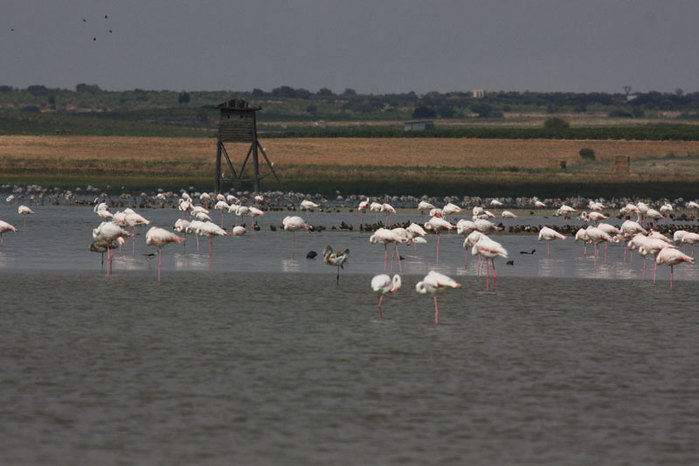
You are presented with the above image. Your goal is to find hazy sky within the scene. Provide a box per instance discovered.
[1,0,697,93]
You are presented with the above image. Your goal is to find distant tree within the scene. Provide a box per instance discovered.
[0,85,13,93]
[27,85,48,95]
[306,104,318,116]
[622,85,632,98]
[48,95,56,109]
[675,88,684,97]
[470,103,493,118]
[271,86,296,98]
[342,88,357,97]
[573,104,587,113]
[608,108,633,118]
[317,87,334,97]
[251,88,266,97]
[546,104,560,114]
[294,88,312,99]
[21,105,40,112]
[412,105,437,118]
[178,92,190,104]
[76,83,101,93]
[437,104,455,118]
[579,148,595,161]
[543,116,570,130]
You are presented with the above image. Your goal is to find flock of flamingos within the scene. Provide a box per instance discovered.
[1,191,697,325]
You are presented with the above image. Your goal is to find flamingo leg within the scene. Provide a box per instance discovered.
[158,247,162,283]
[547,240,550,259]
[395,243,402,273]
[486,257,490,291]
[378,295,383,320]
[624,245,627,262]
[107,245,111,278]
[642,257,646,281]
[336,266,340,285]
[465,249,468,269]
[183,234,186,253]
[434,297,439,325]
[196,235,200,253]
[221,212,224,227]
[436,232,440,267]
[604,242,608,264]
[209,237,213,272]
[492,259,497,291]
[132,227,136,257]
[477,255,482,277]
[390,247,395,273]
[653,259,657,285]
[360,212,364,226]
[1,233,3,248]
[584,243,587,257]
[670,265,674,290]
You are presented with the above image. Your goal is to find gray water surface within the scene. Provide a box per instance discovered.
[0,206,697,465]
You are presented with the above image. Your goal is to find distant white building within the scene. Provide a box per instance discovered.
[471,89,485,98]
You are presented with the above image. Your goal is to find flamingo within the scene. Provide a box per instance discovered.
[92,221,132,277]
[323,245,350,285]
[456,219,477,235]
[358,199,369,225]
[534,200,546,208]
[645,208,663,225]
[471,235,508,291]
[415,271,461,325]
[300,199,319,222]
[490,199,503,207]
[145,226,186,282]
[370,228,402,272]
[585,225,613,262]
[501,210,517,219]
[588,200,604,211]
[659,203,673,215]
[174,218,190,252]
[214,200,230,226]
[199,192,211,208]
[621,220,647,261]
[538,226,566,258]
[89,238,123,269]
[636,237,676,284]
[474,218,500,233]
[124,209,151,257]
[382,203,397,225]
[680,232,698,256]
[442,202,462,221]
[283,216,310,258]
[369,202,383,224]
[462,231,484,269]
[247,206,265,229]
[424,216,454,267]
[232,225,247,236]
[555,205,576,225]
[370,274,401,320]
[0,220,18,247]
[574,228,591,256]
[656,247,694,289]
[417,200,435,221]
[18,205,35,226]
[198,221,231,270]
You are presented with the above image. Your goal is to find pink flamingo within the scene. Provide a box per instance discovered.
[415,271,461,325]
[538,227,566,258]
[370,274,401,320]
[656,247,694,289]
[471,235,508,291]
[146,226,186,282]
[283,215,310,259]
[425,215,454,267]
[0,220,18,247]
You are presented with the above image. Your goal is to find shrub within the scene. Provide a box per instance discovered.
[544,117,570,130]
[579,148,595,160]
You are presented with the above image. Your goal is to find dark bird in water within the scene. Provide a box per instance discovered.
[323,245,349,285]
[10,28,14,31]
[109,29,113,33]
[82,18,87,22]
[506,260,514,266]
[104,15,108,19]
[93,37,96,41]
[89,239,118,269]
[306,250,317,259]
[520,249,536,255]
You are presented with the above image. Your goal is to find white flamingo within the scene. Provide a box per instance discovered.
[415,271,461,325]
[146,226,186,282]
[370,274,401,320]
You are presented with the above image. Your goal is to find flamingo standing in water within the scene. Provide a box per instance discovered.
[415,271,461,325]
[621,220,647,261]
[92,221,132,277]
[357,199,369,225]
[282,215,310,258]
[370,274,401,320]
[370,228,402,273]
[680,232,698,256]
[417,200,435,221]
[0,220,18,247]
[538,226,566,258]
[214,200,229,226]
[146,226,186,282]
[232,226,247,236]
[198,221,231,270]
[574,228,591,256]
[471,235,508,291]
[18,205,35,227]
[382,203,397,226]
[585,225,613,263]
[656,247,694,289]
[462,230,484,269]
[555,205,576,226]
[300,199,319,223]
[425,215,454,267]
[174,218,190,252]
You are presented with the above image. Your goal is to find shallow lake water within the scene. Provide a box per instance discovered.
[0,205,697,464]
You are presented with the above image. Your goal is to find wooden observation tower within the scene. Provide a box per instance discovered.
[214,98,279,193]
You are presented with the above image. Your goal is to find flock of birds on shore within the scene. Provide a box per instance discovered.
[1,185,697,325]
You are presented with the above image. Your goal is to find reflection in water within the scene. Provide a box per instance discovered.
[282,258,300,272]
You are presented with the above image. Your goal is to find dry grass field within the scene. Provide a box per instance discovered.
[1,135,697,195]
